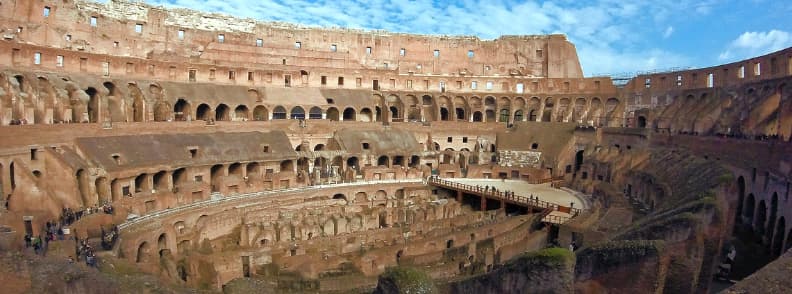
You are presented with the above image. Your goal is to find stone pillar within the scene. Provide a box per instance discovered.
[456,190,463,203]
[480,195,487,211]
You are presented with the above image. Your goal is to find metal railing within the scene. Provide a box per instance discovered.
[427,176,581,223]
[119,178,423,231]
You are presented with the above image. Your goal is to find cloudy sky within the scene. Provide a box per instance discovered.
[110,0,790,76]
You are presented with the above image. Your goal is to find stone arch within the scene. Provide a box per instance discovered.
[136,241,151,263]
[153,171,168,192]
[744,193,756,225]
[333,193,347,204]
[272,106,287,119]
[377,155,389,167]
[735,176,745,224]
[290,106,305,119]
[173,98,191,121]
[153,100,171,122]
[513,110,524,122]
[129,84,146,122]
[253,105,269,121]
[343,107,356,121]
[280,160,294,172]
[355,192,368,202]
[637,116,647,128]
[215,104,230,121]
[472,111,483,122]
[85,87,100,123]
[234,105,250,121]
[773,217,786,256]
[309,106,323,119]
[375,190,387,201]
[755,200,767,235]
[360,108,373,122]
[95,177,109,204]
[327,107,340,121]
[196,103,211,121]
[248,89,262,102]
[210,165,223,192]
[76,169,90,205]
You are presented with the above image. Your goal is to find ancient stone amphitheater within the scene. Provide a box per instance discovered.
[0,0,790,293]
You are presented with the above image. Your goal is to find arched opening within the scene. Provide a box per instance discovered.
[542,98,554,122]
[246,162,260,179]
[773,217,786,255]
[174,99,191,121]
[280,160,294,172]
[309,107,323,119]
[455,107,466,121]
[514,110,524,122]
[440,108,450,121]
[314,144,325,151]
[153,171,168,192]
[735,176,745,224]
[484,109,495,122]
[637,116,647,128]
[409,155,420,168]
[76,169,90,205]
[326,107,340,121]
[574,150,584,171]
[272,106,287,120]
[228,163,243,178]
[472,111,483,122]
[95,177,109,204]
[756,200,767,235]
[392,156,405,166]
[377,156,389,167]
[767,192,779,241]
[158,233,168,251]
[360,108,373,122]
[136,242,151,263]
[346,157,359,169]
[343,107,356,121]
[387,106,398,119]
[85,87,99,123]
[103,82,117,96]
[290,106,305,119]
[253,105,269,121]
[234,105,250,121]
[215,104,230,121]
[196,104,211,121]
[529,109,538,121]
[744,193,756,226]
[172,168,187,190]
[499,109,510,123]
[210,165,224,192]
[153,101,171,122]
[333,194,347,204]
[375,106,383,122]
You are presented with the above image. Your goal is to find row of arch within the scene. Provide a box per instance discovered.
[1,73,623,126]
[734,176,792,256]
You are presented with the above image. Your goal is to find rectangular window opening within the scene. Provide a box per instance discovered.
[467,50,474,58]
[337,76,344,86]
[399,48,406,56]
[321,76,327,85]
[178,30,185,40]
[135,23,143,33]
[366,47,372,55]
[56,55,64,67]
[33,52,41,65]
[188,69,196,82]
[295,42,301,49]
[330,44,337,52]
[218,34,225,43]
[433,50,440,58]
[90,16,97,27]
[256,38,263,47]
[43,7,51,17]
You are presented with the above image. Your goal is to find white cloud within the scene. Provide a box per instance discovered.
[663,26,674,38]
[112,0,723,75]
[718,30,792,61]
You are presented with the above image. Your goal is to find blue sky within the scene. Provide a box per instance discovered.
[117,0,791,76]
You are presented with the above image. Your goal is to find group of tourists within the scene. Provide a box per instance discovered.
[60,204,115,226]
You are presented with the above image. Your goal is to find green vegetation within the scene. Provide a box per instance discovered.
[380,266,437,294]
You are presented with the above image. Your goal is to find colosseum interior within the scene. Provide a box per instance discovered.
[0,0,790,293]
